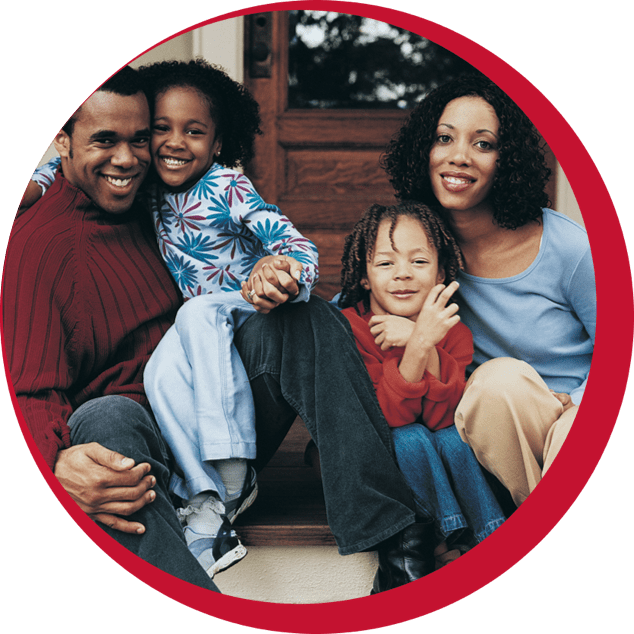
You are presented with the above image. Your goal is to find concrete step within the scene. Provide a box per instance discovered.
[215,545,377,603]
[220,419,376,602]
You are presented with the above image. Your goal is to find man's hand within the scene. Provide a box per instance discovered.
[369,314,416,350]
[54,443,156,534]
[550,391,574,412]
[241,255,303,314]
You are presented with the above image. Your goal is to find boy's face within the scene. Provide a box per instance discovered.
[362,216,445,320]
[54,91,151,214]
[151,86,222,191]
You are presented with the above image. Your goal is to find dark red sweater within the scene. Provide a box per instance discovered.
[3,173,182,470]
[342,302,473,430]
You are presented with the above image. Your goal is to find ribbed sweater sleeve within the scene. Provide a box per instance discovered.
[3,174,181,470]
[342,303,473,430]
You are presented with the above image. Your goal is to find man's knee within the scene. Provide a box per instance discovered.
[68,395,154,446]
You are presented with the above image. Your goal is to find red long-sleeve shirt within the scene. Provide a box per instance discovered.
[342,302,473,430]
[2,173,182,470]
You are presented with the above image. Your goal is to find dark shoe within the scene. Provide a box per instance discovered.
[371,521,436,594]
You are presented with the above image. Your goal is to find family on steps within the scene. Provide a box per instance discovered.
[5,60,594,596]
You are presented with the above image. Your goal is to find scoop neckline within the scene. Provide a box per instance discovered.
[459,209,549,284]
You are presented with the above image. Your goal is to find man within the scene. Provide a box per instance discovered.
[5,65,432,596]
[3,66,219,592]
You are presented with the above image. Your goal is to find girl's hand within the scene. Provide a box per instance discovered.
[550,390,574,412]
[369,315,415,350]
[413,281,461,349]
[18,181,44,213]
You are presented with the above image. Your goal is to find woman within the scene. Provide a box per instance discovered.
[381,75,595,506]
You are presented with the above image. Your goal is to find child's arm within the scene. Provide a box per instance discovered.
[231,173,319,301]
[398,282,460,383]
[20,157,61,211]
[368,315,415,350]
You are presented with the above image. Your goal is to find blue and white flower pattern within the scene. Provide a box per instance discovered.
[31,160,319,300]
[31,156,61,190]
[151,164,319,298]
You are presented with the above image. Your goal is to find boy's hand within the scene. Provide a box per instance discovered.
[241,256,303,314]
[369,315,415,350]
[550,390,574,412]
[413,281,461,349]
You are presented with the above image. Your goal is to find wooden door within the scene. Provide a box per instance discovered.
[243,11,556,299]
[243,11,406,299]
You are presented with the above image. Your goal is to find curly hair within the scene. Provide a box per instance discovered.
[339,201,463,313]
[137,58,262,168]
[381,74,550,230]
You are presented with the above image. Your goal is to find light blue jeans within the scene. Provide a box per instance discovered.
[144,291,257,501]
[392,423,506,547]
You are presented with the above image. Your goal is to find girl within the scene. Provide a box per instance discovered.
[381,75,595,506]
[30,59,319,577]
[339,201,505,581]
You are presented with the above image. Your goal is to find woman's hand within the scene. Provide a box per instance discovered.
[369,315,415,350]
[550,390,574,412]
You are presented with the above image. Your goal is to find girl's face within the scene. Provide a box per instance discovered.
[361,216,445,320]
[151,86,222,190]
[428,96,500,214]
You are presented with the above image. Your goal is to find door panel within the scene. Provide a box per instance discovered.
[244,11,556,299]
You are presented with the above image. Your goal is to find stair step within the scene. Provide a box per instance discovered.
[233,418,335,546]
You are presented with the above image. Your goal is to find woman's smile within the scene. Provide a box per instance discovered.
[429,96,499,214]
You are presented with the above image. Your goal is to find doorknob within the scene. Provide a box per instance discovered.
[248,13,272,78]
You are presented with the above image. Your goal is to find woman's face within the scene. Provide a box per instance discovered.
[428,96,500,214]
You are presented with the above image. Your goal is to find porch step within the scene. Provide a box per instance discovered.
[221,418,376,602]
[233,418,335,546]
[215,545,377,603]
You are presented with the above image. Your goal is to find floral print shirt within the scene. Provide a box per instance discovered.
[32,159,319,301]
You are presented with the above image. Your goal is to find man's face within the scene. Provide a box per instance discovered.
[54,91,151,214]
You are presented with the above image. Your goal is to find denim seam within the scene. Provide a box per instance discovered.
[474,518,506,543]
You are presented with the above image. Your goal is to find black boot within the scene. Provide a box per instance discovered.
[371,521,436,594]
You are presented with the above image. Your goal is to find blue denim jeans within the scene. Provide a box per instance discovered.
[144,291,258,500]
[67,396,220,592]
[392,423,506,547]
[234,295,417,555]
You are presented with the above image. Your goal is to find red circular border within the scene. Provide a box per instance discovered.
[2,2,631,632]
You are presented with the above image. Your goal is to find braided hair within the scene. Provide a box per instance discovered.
[381,75,550,229]
[339,201,463,313]
[137,58,262,168]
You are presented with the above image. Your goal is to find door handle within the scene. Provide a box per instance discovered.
[248,13,272,78]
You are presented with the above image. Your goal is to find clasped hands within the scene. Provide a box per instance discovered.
[240,255,303,314]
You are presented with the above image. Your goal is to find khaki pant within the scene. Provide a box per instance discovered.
[455,358,577,506]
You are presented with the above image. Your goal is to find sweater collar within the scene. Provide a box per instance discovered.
[54,170,143,223]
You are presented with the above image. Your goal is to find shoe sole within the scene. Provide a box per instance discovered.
[206,542,248,578]
[228,481,259,524]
